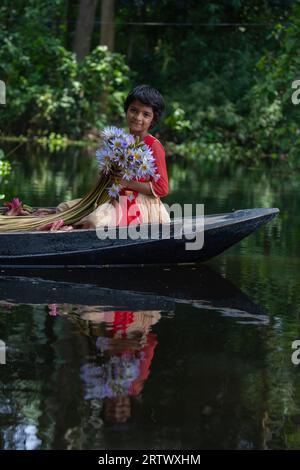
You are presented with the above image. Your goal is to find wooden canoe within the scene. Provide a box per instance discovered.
[0,208,279,267]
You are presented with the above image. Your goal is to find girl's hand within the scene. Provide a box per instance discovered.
[119,178,130,189]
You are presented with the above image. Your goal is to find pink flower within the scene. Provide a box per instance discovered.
[37,219,74,232]
[4,197,30,216]
[33,208,57,217]
[48,304,58,316]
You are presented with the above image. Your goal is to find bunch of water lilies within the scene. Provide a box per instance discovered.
[0,126,158,232]
[81,354,141,399]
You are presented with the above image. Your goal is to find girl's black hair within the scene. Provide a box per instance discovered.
[124,84,165,127]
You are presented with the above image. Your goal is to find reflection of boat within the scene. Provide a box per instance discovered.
[0,265,268,323]
[0,208,279,267]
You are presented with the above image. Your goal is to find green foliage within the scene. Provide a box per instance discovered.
[243,6,300,163]
[0,2,130,137]
[163,102,191,138]
[164,3,300,166]
[0,0,299,165]
[79,46,130,129]
[115,0,297,164]
[0,149,11,177]
[0,147,11,199]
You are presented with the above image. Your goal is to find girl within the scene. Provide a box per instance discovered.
[57,84,170,228]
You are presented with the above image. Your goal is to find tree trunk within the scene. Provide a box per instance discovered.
[73,0,98,62]
[127,28,135,62]
[66,0,78,50]
[100,0,115,52]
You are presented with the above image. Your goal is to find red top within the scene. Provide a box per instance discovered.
[143,134,169,198]
[118,134,169,225]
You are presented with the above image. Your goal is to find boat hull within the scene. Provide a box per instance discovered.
[0,208,279,267]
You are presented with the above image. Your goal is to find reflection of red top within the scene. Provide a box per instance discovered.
[118,134,169,225]
[112,311,158,396]
[112,311,134,336]
[129,332,158,396]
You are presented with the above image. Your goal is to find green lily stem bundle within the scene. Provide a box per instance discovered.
[0,125,157,232]
[0,174,111,232]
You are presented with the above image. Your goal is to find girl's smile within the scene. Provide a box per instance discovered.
[126,99,154,138]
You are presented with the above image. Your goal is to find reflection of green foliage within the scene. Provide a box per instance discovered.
[3,144,98,207]
[0,159,10,177]
[0,147,11,199]
[36,133,70,153]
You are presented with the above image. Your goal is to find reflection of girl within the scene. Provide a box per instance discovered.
[57,85,170,228]
[80,311,159,400]
[81,329,157,400]
[48,306,159,396]
[47,306,160,424]
[78,310,160,425]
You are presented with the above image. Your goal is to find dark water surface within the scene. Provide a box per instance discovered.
[0,145,299,449]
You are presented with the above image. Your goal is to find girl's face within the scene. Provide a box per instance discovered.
[126,99,154,138]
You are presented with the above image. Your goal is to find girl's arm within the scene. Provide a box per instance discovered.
[148,141,169,197]
[121,180,152,195]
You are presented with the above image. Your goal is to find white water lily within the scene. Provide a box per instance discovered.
[96,126,157,199]
[108,183,122,198]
